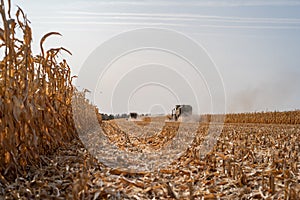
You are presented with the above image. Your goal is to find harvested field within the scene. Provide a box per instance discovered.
[1,1,300,199]
[1,120,299,199]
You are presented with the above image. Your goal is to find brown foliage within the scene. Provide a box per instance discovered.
[0,0,78,181]
[201,110,300,124]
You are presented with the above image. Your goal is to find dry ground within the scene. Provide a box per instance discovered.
[1,120,300,199]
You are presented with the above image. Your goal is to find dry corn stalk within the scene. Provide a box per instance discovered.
[201,110,300,124]
[0,0,91,182]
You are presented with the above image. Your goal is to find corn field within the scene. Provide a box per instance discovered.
[0,0,79,182]
[201,110,300,124]
[0,1,299,199]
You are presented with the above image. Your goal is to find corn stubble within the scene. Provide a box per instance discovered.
[1,1,300,199]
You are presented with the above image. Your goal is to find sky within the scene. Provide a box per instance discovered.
[3,0,300,114]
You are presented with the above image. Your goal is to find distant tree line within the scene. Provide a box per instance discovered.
[100,113,150,121]
[101,114,115,121]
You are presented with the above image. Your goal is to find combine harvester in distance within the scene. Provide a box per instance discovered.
[168,105,193,122]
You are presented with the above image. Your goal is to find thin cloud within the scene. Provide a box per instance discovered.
[197,24,300,30]
[34,11,300,30]
[58,11,300,24]
[69,0,300,7]
[36,20,300,30]
[38,21,186,27]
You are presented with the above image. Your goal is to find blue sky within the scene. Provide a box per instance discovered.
[5,0,300,114]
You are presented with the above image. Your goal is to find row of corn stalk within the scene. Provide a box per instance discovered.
[201,110,300,124]
[0,0,99,183]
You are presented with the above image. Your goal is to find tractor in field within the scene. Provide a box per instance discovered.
[168,105,192,121]
[129,112,138,119]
